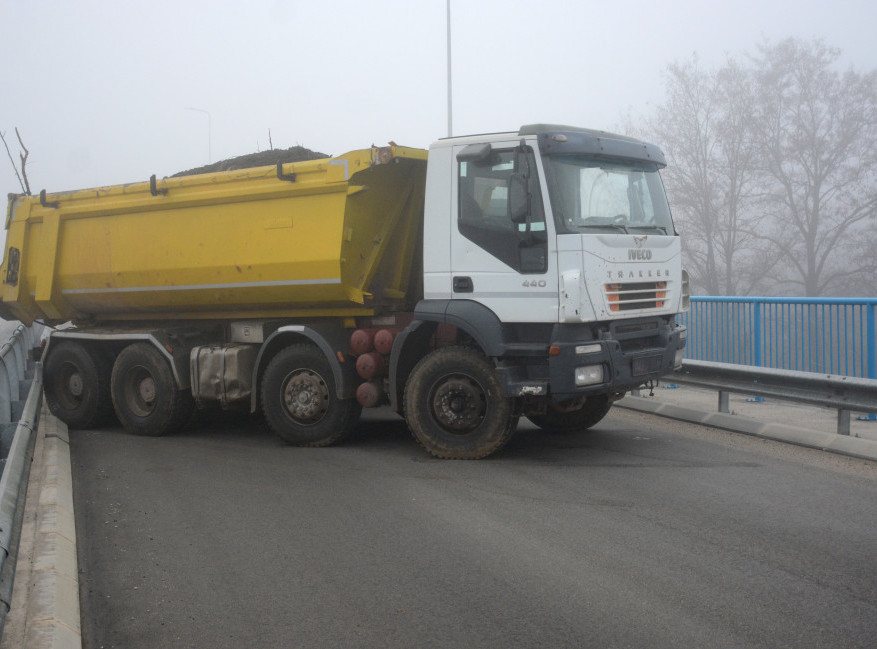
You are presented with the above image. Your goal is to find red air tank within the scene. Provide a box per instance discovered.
[355,352,386,379]
[374,329,397,355]
[356,381,383,408]
[350,328,377,355]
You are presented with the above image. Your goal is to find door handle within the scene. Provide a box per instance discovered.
[453,276,474,293]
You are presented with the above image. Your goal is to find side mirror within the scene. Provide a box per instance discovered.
[456,143,492,163]
[509,173,529,223]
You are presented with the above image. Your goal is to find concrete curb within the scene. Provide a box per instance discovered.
[1,404,81,649]
[617,395,877,462]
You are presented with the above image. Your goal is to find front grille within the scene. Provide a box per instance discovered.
[619,335,661,353]
[605,281,667,312]
[613,319,660,352]
[632,353,664,376]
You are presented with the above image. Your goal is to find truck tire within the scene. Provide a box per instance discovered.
[111,343,193,436]
[261,344,361,446]
[526,395,611,432]
[403,346,517,459]
[44,341,113,429]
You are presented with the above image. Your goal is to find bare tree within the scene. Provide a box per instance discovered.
[637,39,877,297]
[751,38,877,296]
[638,56,770,295]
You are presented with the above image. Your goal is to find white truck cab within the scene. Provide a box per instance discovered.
[407,124,687,419]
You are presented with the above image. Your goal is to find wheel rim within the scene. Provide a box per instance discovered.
[428,373,486,435]
[122,364,157,417]
[54,361,84,410]
[280,368,329,425]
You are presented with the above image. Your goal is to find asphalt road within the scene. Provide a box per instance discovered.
[70,407,877,649]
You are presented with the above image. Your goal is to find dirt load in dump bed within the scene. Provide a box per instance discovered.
[173,144,329,177]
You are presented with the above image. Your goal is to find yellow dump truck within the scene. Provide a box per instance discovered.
[1,125,688,458]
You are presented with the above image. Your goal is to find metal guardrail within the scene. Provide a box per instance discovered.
[0,323,44,637]
[678,297,877,380]
[670,359,877,436]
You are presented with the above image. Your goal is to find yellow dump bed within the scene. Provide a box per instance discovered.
[0,145,427,325]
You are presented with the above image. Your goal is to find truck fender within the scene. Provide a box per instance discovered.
[413,299,506,357]
[387,301,507,412]
[250,324,359,413]
[388,320,437,412]
[45,330,190,389]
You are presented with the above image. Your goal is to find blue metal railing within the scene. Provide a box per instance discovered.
[678,297,877,380]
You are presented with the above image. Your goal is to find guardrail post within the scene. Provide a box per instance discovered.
[718,390,730,414]
[837,409,851,436]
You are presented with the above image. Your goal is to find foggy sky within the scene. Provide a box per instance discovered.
[2,0,876,196]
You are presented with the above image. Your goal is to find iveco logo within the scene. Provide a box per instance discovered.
[628,249,652,260]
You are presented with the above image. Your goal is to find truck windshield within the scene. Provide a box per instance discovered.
[546,156,674,235]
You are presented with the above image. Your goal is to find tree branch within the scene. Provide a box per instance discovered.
[0,129,27,194]
[15,127,31,195]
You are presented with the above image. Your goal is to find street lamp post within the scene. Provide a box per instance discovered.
[447,0,453,137]
[185,107,212,163]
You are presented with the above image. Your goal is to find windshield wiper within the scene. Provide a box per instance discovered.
[575,217,630,234]
[575,223,630,234]
[628,225,669,235]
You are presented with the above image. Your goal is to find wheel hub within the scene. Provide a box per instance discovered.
[432,377,484,433]
[67,372,84,398]
[282,370,328,423]
[139,377,156,404]
[121,365,158,417]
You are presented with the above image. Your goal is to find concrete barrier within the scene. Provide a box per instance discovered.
[0,407,80,649]
[0,321,81,648]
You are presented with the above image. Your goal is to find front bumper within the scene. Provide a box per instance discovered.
[547,317,686,400]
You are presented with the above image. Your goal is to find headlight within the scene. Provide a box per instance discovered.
[575,343,601,355]
[575,364,604,386]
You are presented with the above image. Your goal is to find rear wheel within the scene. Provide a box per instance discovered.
[404,347,517,459]
[111,343,193,436]
[261,344,361,446]
[44,341,113,429]
[526,394,611,432]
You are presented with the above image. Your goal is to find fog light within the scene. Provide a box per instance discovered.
[575,364,603,386]
[575,343,601,355]
[674,348,685,368]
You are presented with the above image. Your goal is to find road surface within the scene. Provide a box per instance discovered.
[70,407,877,648]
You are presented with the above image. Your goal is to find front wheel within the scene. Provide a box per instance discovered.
[111,343,193,436]
[526,394,612,432]
[404,347,517,459]
[260,344,361,446]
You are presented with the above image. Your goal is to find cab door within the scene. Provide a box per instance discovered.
[449,140,558,323]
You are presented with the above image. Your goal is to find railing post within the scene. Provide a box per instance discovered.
[753,302,763,368]
[868,303,876,380]
[863,303,877,422]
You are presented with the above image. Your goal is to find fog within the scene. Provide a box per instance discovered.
[2,0,876,194]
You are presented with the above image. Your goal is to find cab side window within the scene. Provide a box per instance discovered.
[458,149,547,273]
